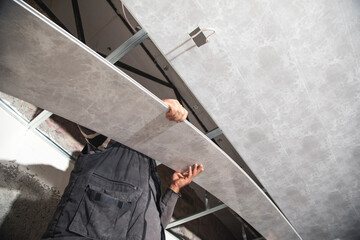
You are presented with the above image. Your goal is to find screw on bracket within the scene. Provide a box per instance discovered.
[192,104,199,110]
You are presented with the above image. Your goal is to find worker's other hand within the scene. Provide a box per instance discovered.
[162,99,188,122]
[170,164,204,193]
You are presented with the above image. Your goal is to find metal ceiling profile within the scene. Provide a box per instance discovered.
[0,0,301,239]
[106,29,148,64]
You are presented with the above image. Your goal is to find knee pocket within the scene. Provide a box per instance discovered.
[68,173,142,240]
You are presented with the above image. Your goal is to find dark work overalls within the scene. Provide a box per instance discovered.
[42,142,167,240]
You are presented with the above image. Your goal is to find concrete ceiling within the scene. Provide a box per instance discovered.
[120,0,360,239]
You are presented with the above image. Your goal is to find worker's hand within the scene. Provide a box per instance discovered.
[170,164,204,193]
[162,99,188,122]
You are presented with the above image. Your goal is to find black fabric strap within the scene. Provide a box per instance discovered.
[87,188,130,210]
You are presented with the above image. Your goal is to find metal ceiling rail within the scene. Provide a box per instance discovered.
[27,110,53,130]
[166,204,227,229]
[114,61,174,88]
[205,127,223,139]
[106,29,148,64]
[71,0,85,43]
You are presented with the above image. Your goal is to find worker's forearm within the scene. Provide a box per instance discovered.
[160,188,180,227]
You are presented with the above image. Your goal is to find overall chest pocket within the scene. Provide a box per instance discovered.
[68,173,142,240]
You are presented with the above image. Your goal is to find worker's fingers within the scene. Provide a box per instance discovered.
[176,107,188,122]
[192,164,198,176]
[180,104,187,120]
[166,111,174,120]
[177,173,184,178]
[193,163,201,177]
[199,164,204,172]
[180,108,188,122]
[188,165,193,179]
[182,172,189,176]
[168,103,178,118]
[194,164,204,176]
[177,106,186,122]
[174,108,182,121]
[164,99,176,120]
[168,105,179,120]
[173,103,183,121]
[167,107,179,121]
[192,164,200,180]
[181,106,188,122]
[191,163,197,181]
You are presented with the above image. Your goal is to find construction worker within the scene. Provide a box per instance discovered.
[42,99,204,240]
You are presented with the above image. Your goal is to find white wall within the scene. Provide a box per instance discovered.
[0,105,73,193]
[0,104,73,239]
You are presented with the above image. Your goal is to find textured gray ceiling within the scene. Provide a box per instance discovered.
[121,0,360,239]
[0,0,301,239]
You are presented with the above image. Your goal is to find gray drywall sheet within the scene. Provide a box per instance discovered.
[0,1,300,239]
[121,0,360,239]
